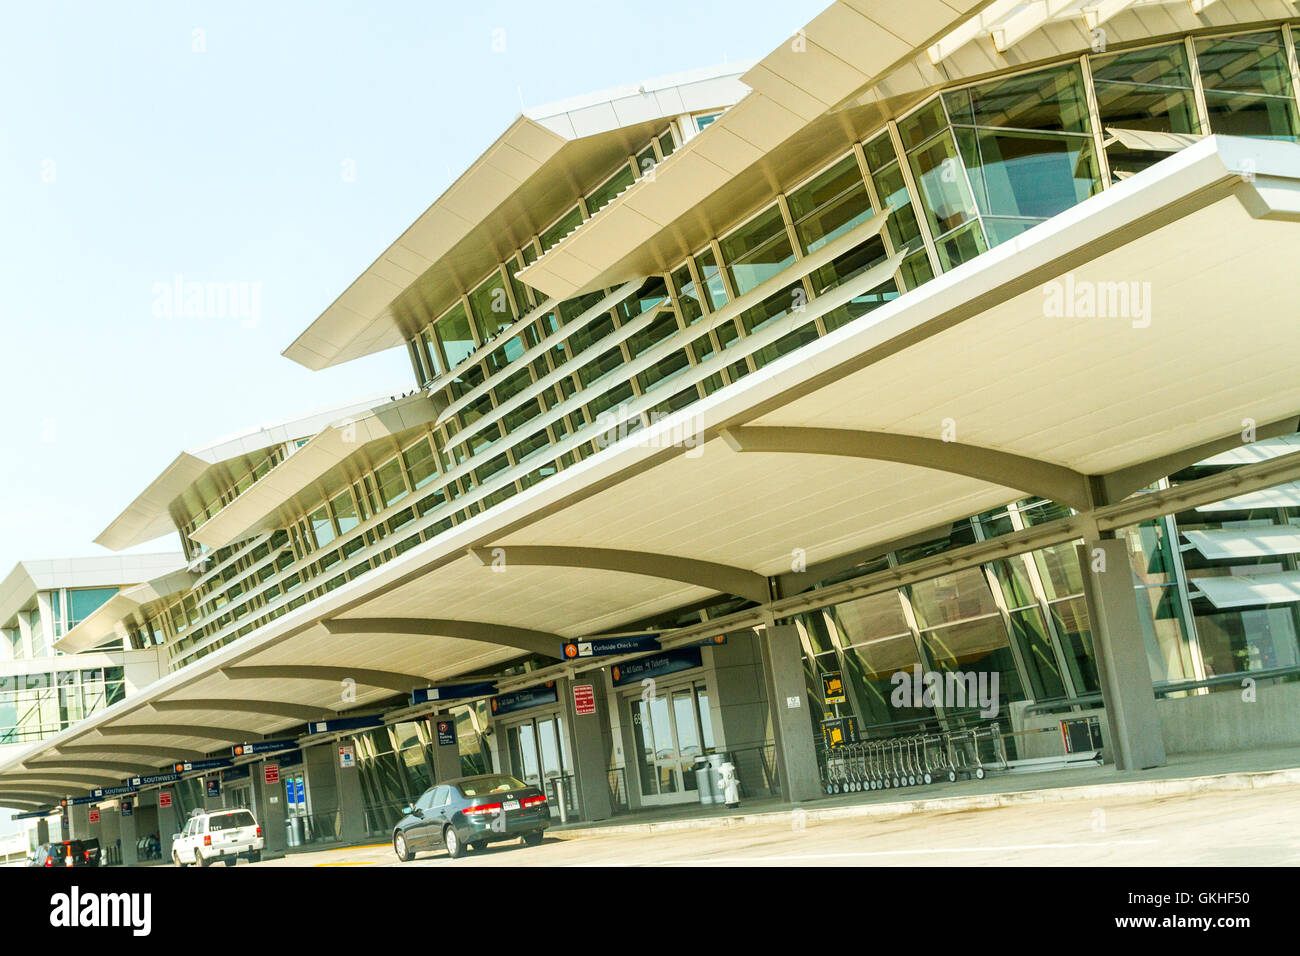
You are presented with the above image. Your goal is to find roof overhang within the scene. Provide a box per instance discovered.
[282,65,752,371]
[189,392,440,550]
[95,394,397,552]
[55,566,196,654]
[515,0,1005,299]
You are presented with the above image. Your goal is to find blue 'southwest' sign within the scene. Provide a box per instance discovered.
[489,682,559,716]
[562,633,660,659]
[411,681,497,705]
[129,772,179,788]
[610,648,703,687]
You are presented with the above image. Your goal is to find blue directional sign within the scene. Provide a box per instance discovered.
[610,648,704,687]
[129,772,180,788]
[561,633,660,660]
[173,757,232,774]
[489,682,559,716]
[411,681,497,705]
[232,739,297,758]
[305,715,384,735]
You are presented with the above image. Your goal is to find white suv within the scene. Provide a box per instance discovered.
[172,808,264,867]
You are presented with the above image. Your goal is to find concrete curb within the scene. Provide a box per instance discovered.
[549,765,1300,837]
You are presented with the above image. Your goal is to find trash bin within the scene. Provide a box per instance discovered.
[693,758,717,805]
[285,817,303,847]
[694,753,727,805]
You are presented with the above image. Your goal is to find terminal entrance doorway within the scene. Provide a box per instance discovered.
[504,714,571,817]
[628,679,715,806]
[223,779,251,811]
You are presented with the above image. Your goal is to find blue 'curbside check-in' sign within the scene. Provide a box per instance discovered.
[561,633,660,660]
[174,757,232,774]
[610,648,704,687]
[231,740,297,758]
[489,682,558,716]
[411,681,497,705]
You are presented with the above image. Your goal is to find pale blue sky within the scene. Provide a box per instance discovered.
[0,0,826,575]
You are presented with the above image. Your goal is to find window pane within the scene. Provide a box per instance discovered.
[719,205,795,295]
[467,271,514,341]
[435,302,476,367]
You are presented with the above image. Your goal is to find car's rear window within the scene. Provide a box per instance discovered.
[457,774,527,797]
[208,810,256,831]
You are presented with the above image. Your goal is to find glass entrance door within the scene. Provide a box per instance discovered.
[505,714,571,817]
[629,680,715,806]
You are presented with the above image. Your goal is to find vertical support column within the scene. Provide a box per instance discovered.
[1077,539,1168,771]
[759,623,823,803]
[335,739,368,844]
[157,791,178,861]
[253,763,287,858]
[430,714,463,783]
[99,806,120,865]
[36,817,50,845]
[560,677,612,822]
[118,802,139,866]
[66,803,91,841]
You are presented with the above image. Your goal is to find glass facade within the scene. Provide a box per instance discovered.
[795,477,1300,750]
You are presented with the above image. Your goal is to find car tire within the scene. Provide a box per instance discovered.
[393,831,414,863]
[523,832,544,848]
[249,851,262,864]
[197,853,210,868]
[172,850,183,867]
[444,826,465,860]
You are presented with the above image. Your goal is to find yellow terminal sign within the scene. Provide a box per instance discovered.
[822,671,846,705]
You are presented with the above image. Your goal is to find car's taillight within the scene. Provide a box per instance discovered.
[255,826,262,838]
[203,834,212,846]
[462,802,501,816]
[521,795,547,809]
[44,857,53,867]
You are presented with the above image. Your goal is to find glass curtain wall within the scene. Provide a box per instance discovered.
[353,721,434,833]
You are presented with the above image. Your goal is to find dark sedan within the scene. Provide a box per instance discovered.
[392,773,549,861]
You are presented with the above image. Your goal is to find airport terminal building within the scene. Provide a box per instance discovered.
[6,0,1300,862]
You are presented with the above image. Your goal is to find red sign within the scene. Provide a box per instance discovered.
[264,764,280,785]
[88,809,100,824]
[573,683,596,716]
[158,791,172,809]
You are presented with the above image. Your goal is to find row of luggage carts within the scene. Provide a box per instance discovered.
[821,725,1005,795]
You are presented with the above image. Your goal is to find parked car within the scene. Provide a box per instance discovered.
[392,773,548,862]
[171,808,264,867]
[28,840,95,867]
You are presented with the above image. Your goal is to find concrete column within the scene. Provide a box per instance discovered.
[1077,540,1168,771]
[560,677,612,822]
[67,804,91,841]
[759,623,823,803]
[710,630,773,797]
[335,741,368,844]
[99,806,120,865]
[157,792,178,860]
[118,802,139,866]
[253,764,287,858]
[430,714,462,783]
